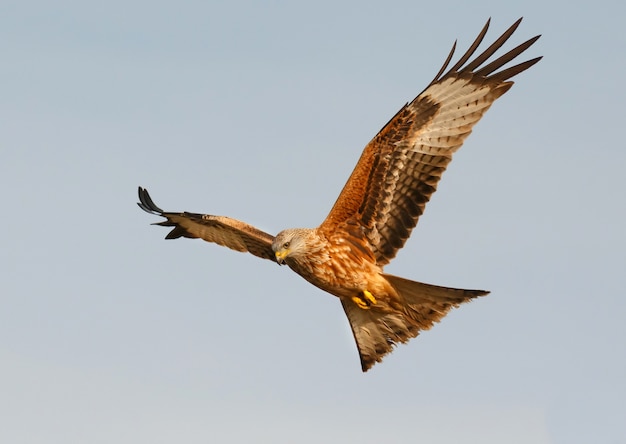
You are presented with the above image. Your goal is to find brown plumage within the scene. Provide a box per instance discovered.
[138,18,541,372]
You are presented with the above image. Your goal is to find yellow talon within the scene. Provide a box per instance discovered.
[352,290,377,309]
[352,296,370,309]
[362,290,377,305]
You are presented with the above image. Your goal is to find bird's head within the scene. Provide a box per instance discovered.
[272,228,310,265]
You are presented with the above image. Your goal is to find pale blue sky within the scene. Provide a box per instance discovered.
[2,1,625,443]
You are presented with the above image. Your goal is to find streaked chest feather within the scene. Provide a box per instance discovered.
[286,234,381,297]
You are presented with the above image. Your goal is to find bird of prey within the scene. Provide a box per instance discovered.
[138,18,541,372]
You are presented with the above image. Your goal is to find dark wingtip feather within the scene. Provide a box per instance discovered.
[459,17,524,74]
[488,55,543,83]
[137,186,165,215]
[446,18,492,74]
[474,34,541,78]
[430,17,541,87]
[430,40,457,85]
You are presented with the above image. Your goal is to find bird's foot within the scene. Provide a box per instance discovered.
[352,290,377,309]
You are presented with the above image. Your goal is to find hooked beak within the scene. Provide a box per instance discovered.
[275,250,288,265]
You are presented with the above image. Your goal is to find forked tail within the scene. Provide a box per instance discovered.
[341,274,488,372]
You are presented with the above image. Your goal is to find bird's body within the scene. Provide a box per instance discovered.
[274,228,381,299]
[138,18,541,371]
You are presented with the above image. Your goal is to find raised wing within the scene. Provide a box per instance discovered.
[319,18,541,265]
[137,187,276,262]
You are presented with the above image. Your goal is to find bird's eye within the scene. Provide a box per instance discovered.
[283,241,290,249]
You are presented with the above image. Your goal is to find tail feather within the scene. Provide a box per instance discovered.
[341,274,488,372]
[384,273,488,304]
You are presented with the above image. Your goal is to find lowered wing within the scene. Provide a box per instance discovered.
[137,187,276,262]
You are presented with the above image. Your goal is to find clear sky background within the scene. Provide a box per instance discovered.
[2,1,624,443]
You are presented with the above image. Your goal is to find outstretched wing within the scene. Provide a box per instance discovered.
[137,187,277,262]
[319,18,541,265]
